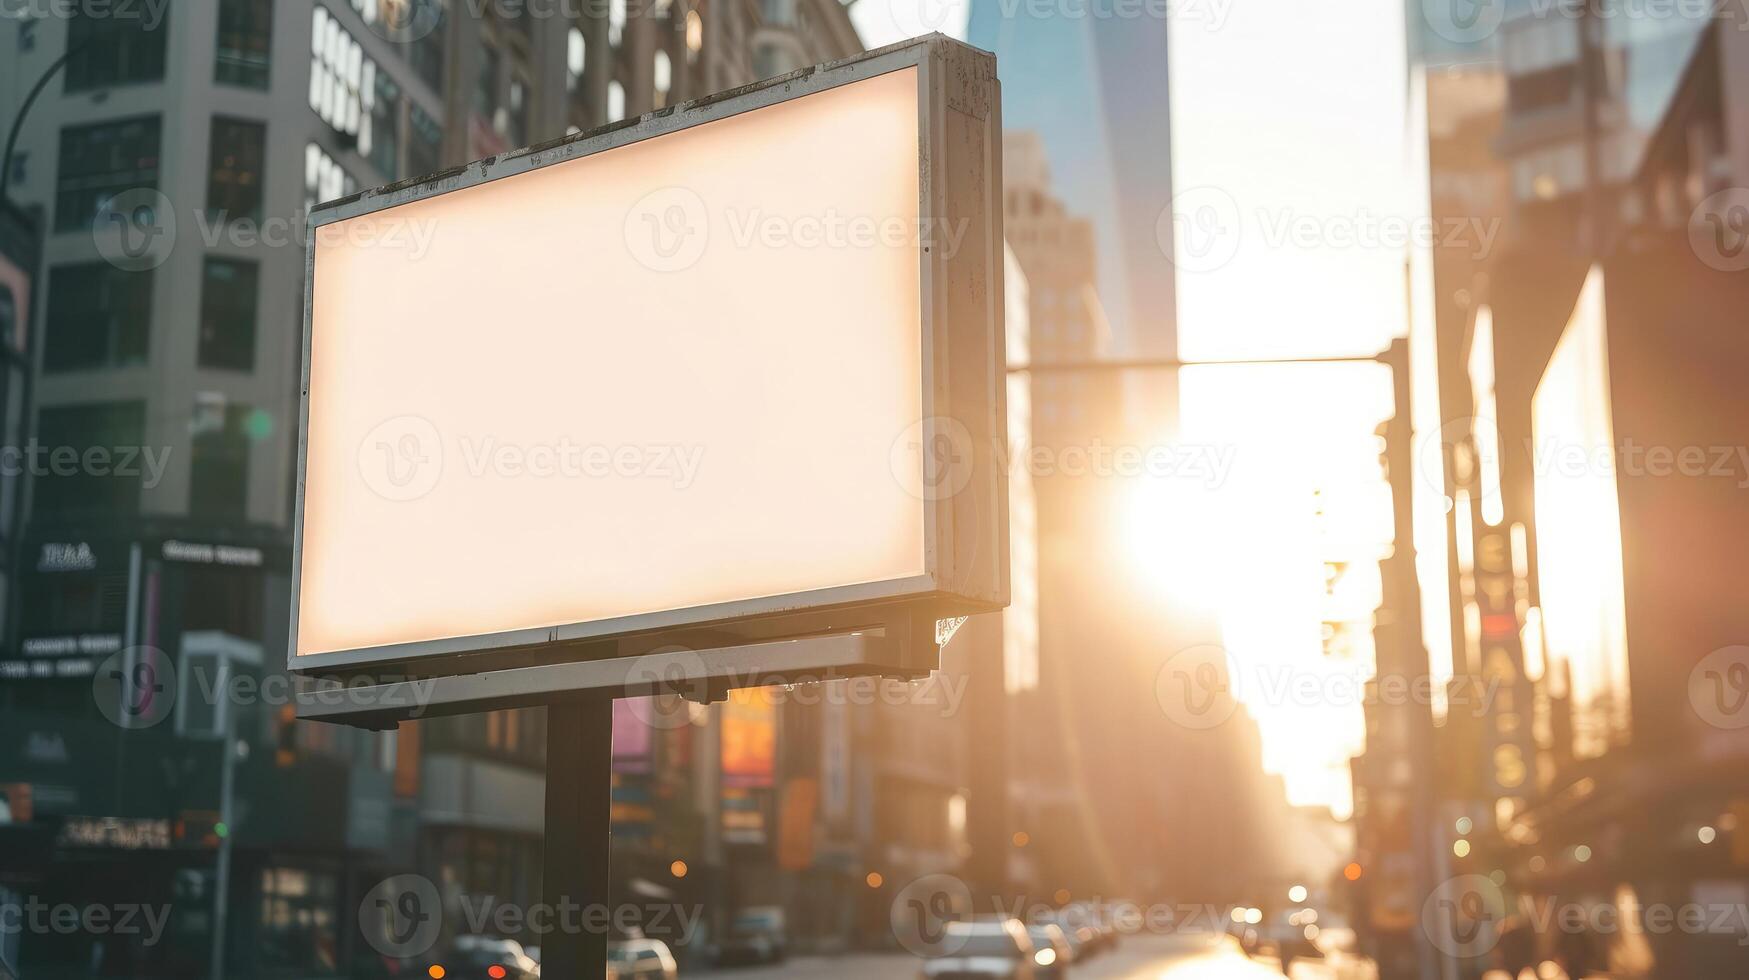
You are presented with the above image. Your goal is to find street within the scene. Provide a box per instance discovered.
[692,933,1377,980]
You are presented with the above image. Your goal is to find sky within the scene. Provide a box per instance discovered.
[853,1,1418,819]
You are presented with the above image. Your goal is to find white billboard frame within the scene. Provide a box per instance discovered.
[289,35,1006,718]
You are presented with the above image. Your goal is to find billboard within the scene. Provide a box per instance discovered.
[291,36,1006,688]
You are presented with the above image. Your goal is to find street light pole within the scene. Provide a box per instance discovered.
[0,41,89,206]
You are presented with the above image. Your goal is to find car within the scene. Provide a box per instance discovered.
[1024,923,1073,979]
[608,938,678,980]
[448,935,540,979]
[920,918,1036,980]
[717,906,788,965]
[1039,913,1095,962]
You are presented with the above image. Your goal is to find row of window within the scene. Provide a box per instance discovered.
[29,394,254,524]
[44,257,258,375]
[54,114,264,233]
[60,0,441,95]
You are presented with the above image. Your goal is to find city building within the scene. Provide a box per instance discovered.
[0,0,861,974]
[1403,6,1749,976]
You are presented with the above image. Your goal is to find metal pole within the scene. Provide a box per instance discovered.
[1007,352,1383,374]
[543,699,614,978]
[210,688,238,980]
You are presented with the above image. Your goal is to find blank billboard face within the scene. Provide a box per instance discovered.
[298,67,933,661]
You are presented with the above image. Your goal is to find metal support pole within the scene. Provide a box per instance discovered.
[543,699,614,979]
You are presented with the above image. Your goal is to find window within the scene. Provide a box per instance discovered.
[257,868,339,974]
[654,49,671,108]
[206,118,267,224]
[609,0,626,46]
[309,7,378,154]
[65,6,168,91]
[189,396,252,523]
[474,42,501,121]
[506,74,529,146]
[410,5,447,91]
[567,27,586,92]
[304,144,356,211]
[369,71,402,178]
[198,258,259,371]
[55,117,161,233]
[216,0,273,88]
[33,401,146,520]
[408,105,443,178]
[608,80,626,123]
[44,264,151,372]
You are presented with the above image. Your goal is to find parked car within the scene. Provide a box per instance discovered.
[920,918,1036,980]
[609,938,678,980]
[1025,923,1073,979]
[717,906,787,965]
[448,936,540,979]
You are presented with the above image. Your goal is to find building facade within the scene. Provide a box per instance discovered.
[1401,5,1749,977]
[0,0,860,974]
